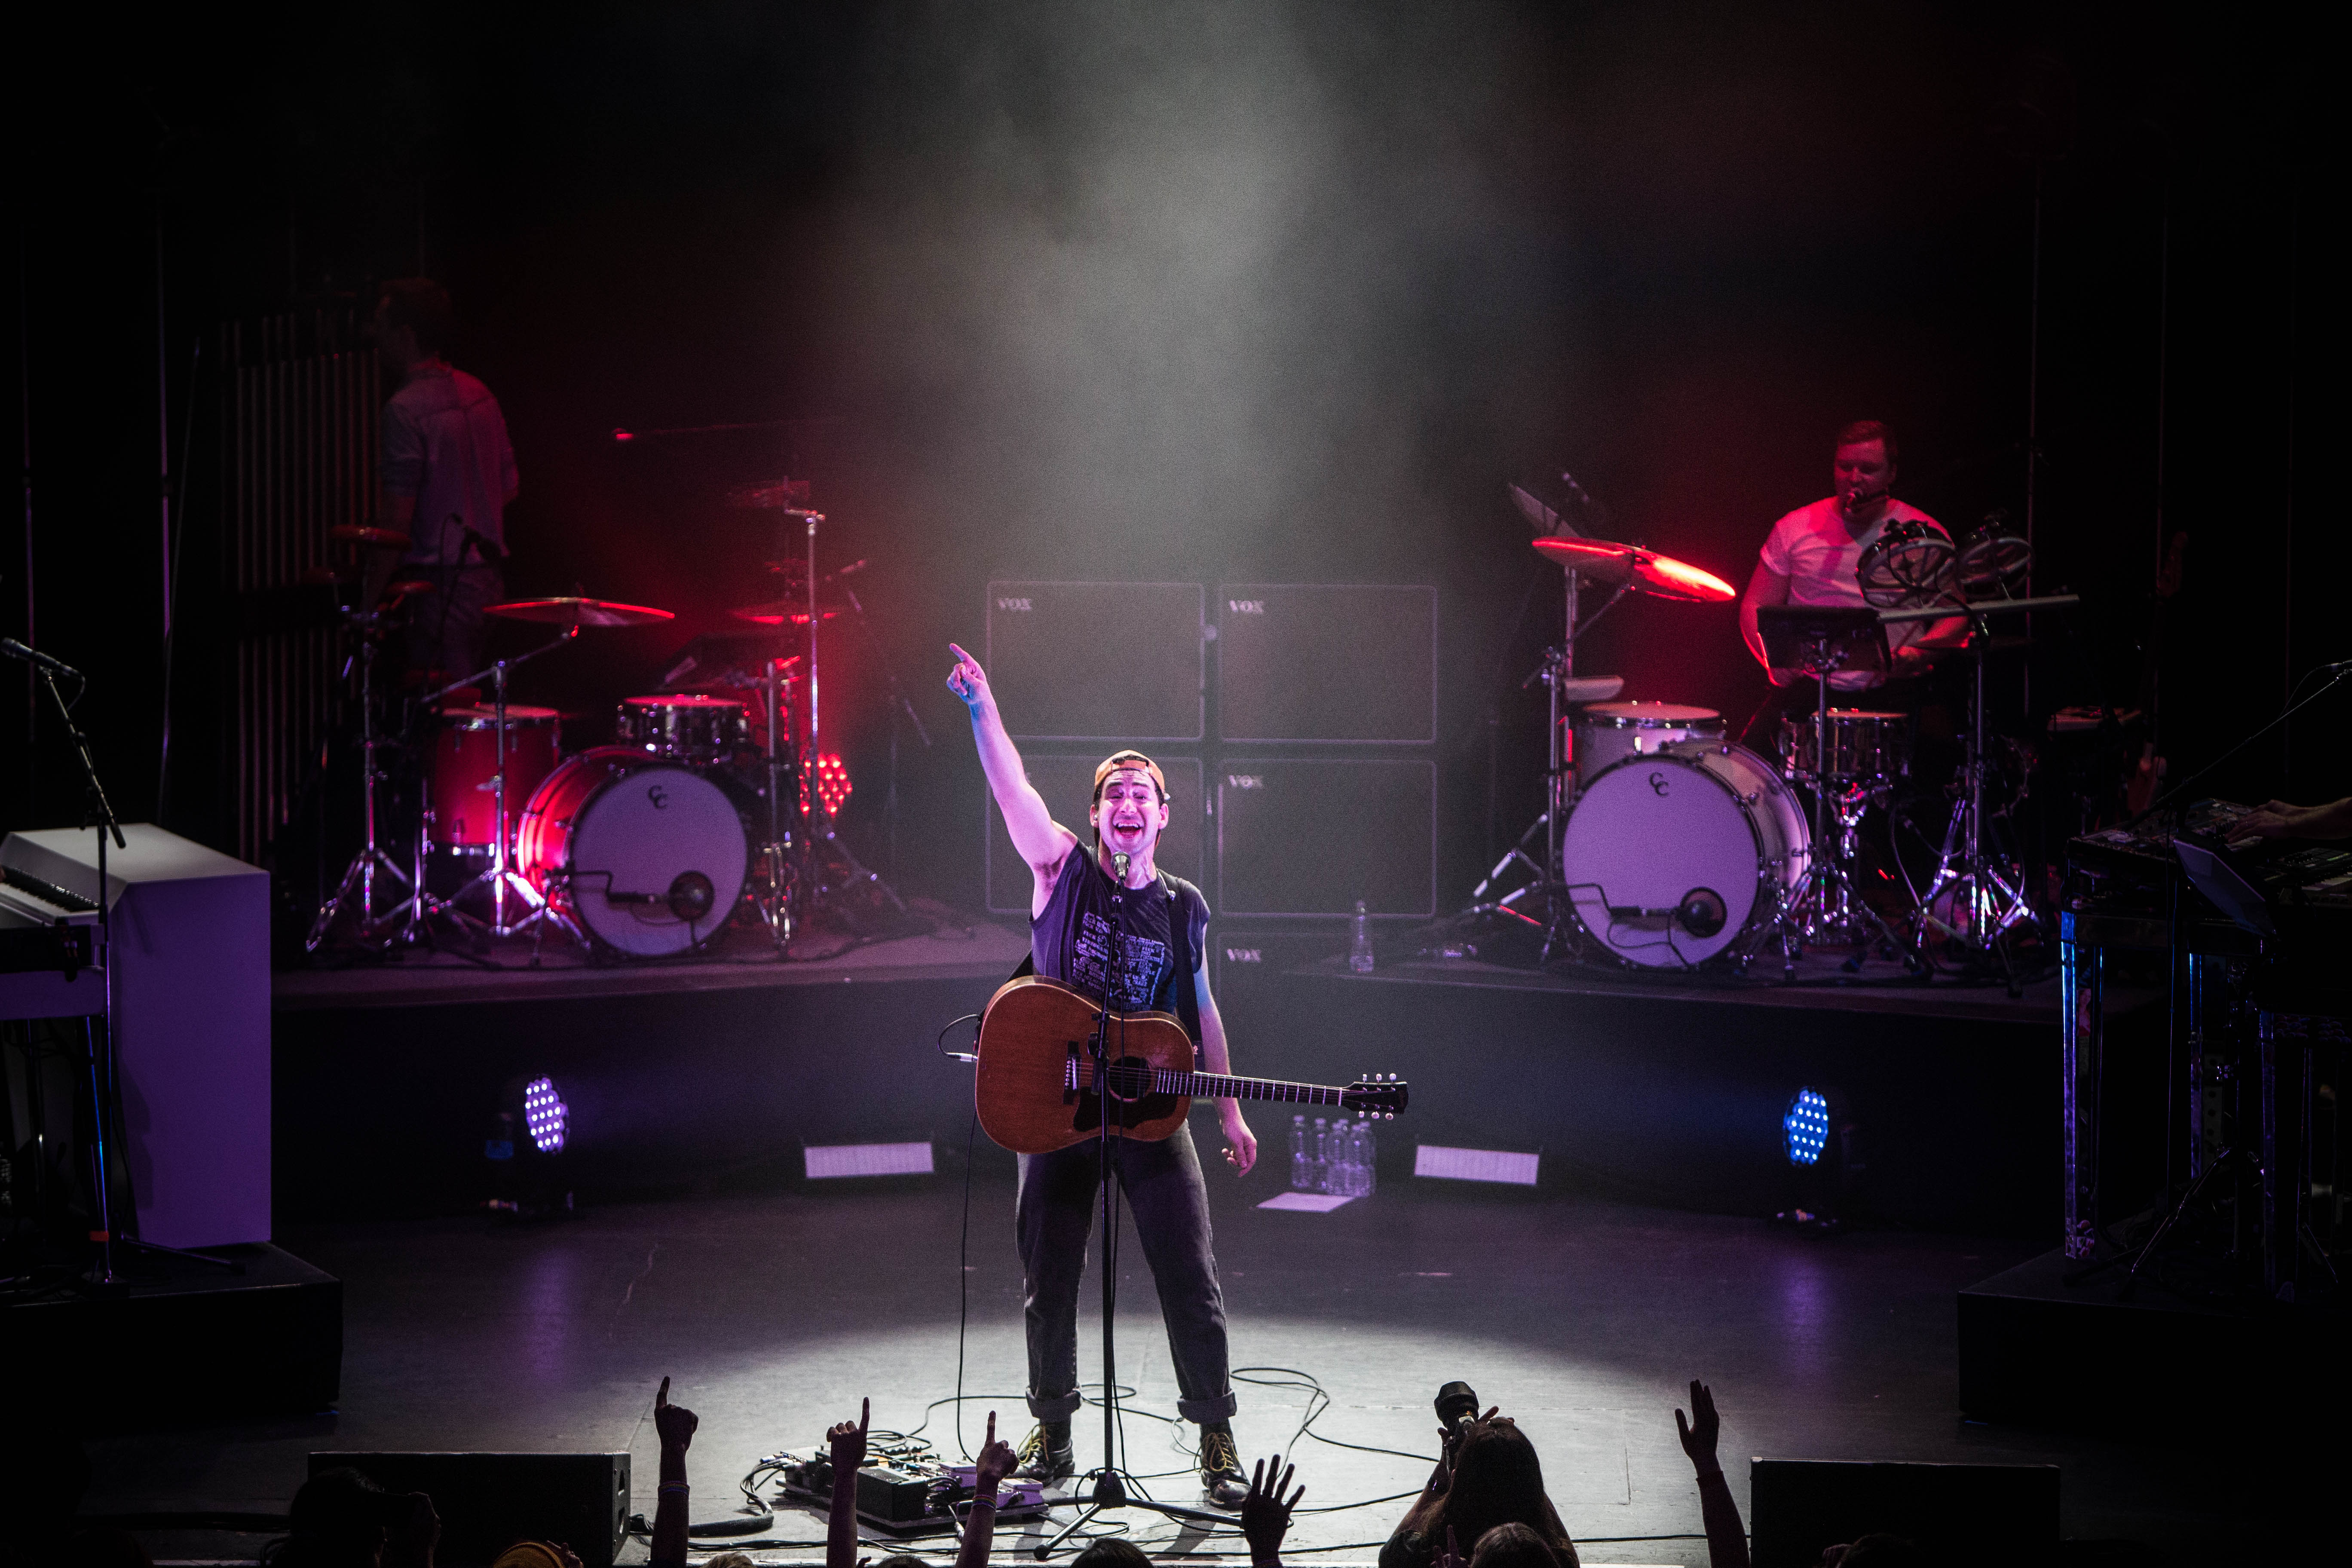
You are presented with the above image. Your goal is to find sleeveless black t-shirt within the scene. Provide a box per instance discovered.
[1032,848,1209,1020]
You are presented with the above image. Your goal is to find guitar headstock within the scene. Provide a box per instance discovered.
[1342,1073,1408,1119]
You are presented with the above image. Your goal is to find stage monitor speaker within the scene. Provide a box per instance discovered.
[1217,759,1434,917]
[986,581,1203,741]
[985,755,1204,914]
[308,1452,631,1568]
[1217,583,1436,743]
[1748,1458,2058,1568]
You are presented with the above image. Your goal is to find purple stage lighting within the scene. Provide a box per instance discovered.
[1783,1087,1831,1166]
[523,1076,569,1154]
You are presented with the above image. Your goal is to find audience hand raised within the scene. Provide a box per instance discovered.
[655,1376,698,1453]
[829,1397,870,1476]
[972,1412,1017,1498]
[1240,1454,1304,1565]
[1674,1379,1722,1474]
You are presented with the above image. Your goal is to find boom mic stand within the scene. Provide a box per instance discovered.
[9,643,234,1287]
[1038,854,1229,1560]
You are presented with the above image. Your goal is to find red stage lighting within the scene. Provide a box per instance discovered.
[801,753,853,818]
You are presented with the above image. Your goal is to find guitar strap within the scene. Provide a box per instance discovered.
[1001,866,1202,1046]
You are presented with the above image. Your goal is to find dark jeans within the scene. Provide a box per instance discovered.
[1016,1121,1237,1424]
[403,564,505,688]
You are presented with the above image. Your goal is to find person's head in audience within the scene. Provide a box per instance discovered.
[490,1543,583,1568]
[266,1469,393,1568]
[1468,1521,1560,1568]
[701,1555,756,1568]
[1825,1536,1923,1567]
[1071,1539,1152,1568]
[1439,1420,1577,1568]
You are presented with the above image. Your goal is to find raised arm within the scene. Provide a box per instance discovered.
[954,1412,1017,1568]
[946,643,1078,891]
[1675,1379,1749,1568]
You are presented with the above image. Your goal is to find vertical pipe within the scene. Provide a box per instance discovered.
[2060,913,2103,1258]
[18,222,35,811]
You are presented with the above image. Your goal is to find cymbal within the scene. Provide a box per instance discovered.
[486,596,677,628]
[725,478,812,511]
[1531,537,1736,603]
[333,524,412,549]
[730,601,843,627]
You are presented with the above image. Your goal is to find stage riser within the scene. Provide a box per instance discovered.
[278,967,2110,1236]
[1222,971,2077,1237]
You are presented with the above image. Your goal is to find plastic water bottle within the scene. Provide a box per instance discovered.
[1290,1115,1309,1191]
[1349,900,1375,974]
[1354,1118,1378,1197]
[1311,1117,1331,1194]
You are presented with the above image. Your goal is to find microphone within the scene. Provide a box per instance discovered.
[457,520,508,564]
[831,558,869,579]
[1603,889,1727,938]
[1112,851,1131,885]
[0,638,80,678]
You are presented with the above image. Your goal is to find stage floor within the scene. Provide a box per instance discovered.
[84,1177,2287,1565]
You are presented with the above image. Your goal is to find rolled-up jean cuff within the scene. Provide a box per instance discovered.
[1178,1390,1238,1423]
[1027,1388,1084,1421]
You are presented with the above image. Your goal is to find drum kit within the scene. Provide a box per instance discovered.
[1468,483,2079,983]
[305,482,905,962]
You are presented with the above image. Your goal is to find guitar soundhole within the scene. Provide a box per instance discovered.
[1103,1055,1154,1105]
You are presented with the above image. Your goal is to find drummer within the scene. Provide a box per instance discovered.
[1736,420,1965,743]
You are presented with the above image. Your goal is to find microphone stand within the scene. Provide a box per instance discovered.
[17,652,232,1286]
[1039,848,1228,1559]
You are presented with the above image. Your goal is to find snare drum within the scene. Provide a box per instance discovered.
[1571,702,1724,784]
[1779,708,1910,781]
[517,747,752,957]
[616,694,750,761]
[429,704,563,851]
[1559,740,1810,968]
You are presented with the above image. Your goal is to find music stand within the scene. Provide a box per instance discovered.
[1756,606,1912,967]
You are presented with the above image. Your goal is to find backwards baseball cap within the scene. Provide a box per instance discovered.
[1093,749,1169,803]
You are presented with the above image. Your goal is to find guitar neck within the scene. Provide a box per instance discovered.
[1080,1062,1351,1108]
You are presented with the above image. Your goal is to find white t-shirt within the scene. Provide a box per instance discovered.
[1758,496,1945,689]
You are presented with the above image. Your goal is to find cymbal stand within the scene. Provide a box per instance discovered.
[1910,605,2036,987]
[307,606,414,951]
[1463,564,1628,958]
[746,652,796,952]
[428,628,578,938]
[1779,640,1911,967]
[789,510,908,930]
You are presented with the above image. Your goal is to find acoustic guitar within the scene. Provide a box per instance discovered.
[974,975,1409,1156]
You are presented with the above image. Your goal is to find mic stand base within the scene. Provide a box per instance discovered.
[1032,1470,1232,1562]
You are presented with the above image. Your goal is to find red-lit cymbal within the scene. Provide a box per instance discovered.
[726,478,819,515]
[730,600,845,627]
[1531,537,1736,603]
[485,596,677,628]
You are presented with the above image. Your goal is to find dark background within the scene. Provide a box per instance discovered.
[4,1,2335,918]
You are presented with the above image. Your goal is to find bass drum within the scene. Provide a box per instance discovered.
[517,747,751,957]
[1559,741,1809,968]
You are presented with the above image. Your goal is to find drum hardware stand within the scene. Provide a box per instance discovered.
[422,628,579,940]
[1754,606,1915,973]
[307,604,416,952]
[784,508,912,937]
[747,653,797,953]
[1884,593,2079,993]
[1463,563,1630,960]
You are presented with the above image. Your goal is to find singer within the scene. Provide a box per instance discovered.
[944,642,1258,1510]
[361,277,521,683]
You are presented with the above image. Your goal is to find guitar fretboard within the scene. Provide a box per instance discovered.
[1071,1060,1348,1107]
